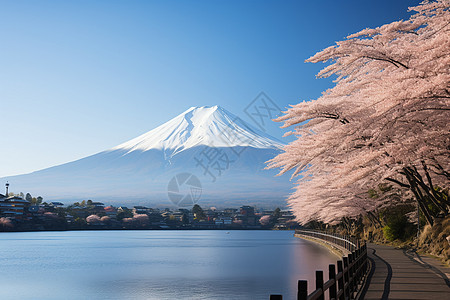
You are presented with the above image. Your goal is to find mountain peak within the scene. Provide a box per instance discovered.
[183,105,220,118]
[112,105,284,157]
[187,105,219,110]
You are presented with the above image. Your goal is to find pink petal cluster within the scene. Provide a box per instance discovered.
[133,213,149,224]
[259,215,271,226]
[86,214,101,224]
[268,0,449,224]
[0,217,13,228]
[100,216,111,223]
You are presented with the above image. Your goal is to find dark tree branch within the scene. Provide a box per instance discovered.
[403,167,434,225]
[363,55,409,69]
[317,112,349,124]
[405,166,446,213]
[385,177,410,188]
[422,161,441,203]
[430,160,450,180]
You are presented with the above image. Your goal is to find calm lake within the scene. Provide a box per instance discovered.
[0,230,338,299]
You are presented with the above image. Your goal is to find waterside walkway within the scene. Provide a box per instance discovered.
[362,243,450,300]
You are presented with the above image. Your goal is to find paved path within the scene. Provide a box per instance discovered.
[361,243,450,299]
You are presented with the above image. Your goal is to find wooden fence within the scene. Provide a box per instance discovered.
[270,230,368,300]
[295,229,358,252]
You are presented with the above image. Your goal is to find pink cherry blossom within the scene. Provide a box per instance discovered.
[268,0,449,224]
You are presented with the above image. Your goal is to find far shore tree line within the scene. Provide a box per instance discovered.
[1,193,293,231]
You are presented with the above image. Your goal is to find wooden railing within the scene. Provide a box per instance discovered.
[295,229,358,252]
[270,230,369,300]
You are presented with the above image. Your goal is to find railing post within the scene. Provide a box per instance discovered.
[298,280,308,300]
[356,248,361,281]
[343,256,349,298]
[316,270,324,300]
[355,249,359,282]
[349,253,354,298]
[363,243,368,274]
[270,295,282,300]
[329,264,337,300]
[337,260,346,300]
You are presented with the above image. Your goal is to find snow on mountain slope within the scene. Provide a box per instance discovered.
[112,105,284,158]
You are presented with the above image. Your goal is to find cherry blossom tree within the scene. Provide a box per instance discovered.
[86,214,101,225]
[122,217,133,224]
[0,217,13,230]
[269,0,449,224]
[133,213,149,225]
[259,215,271,226]
[100,216,111,224]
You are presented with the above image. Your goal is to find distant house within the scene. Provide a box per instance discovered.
[90,202,105,213]
[40,203,56,212]
[224,208,238,215]
[65,214,75,223]
[104,206,118,218]
[117,206,129,212]
[172,211,187,222]
[0,194,5,210]
[0,196,30,219]
[215,216,232,226]
[236,206,258,226]
[240,206,255,216]
[133,206,151,215]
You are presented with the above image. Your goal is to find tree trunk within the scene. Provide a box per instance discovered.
[407,165,447,214]
[403,167,434,226]
[366,211,382,228]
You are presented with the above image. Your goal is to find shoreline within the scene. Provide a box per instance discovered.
[0,227,294,233]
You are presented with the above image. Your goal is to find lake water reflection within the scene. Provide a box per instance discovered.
[0,230,338,299]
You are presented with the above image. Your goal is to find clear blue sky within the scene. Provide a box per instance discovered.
[0,0,420,177]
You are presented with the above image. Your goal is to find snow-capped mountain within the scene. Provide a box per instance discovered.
[114,105,283,155]
[2,106,291,208]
